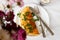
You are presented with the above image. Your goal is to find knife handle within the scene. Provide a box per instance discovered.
[40,21,46,37]
[40,17,54,35]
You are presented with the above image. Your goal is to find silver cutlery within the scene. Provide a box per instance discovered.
[30,6,54,37]
[30,7,46,37]
[34,6,46,37]
[34,6,54,35]
[40,20,46,37]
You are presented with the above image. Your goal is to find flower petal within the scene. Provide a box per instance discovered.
[0,10,5,18]
[5,11,15,21]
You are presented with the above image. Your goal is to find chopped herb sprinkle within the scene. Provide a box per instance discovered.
[28,27,33,32]
[26,23,31,26]
[25,12,30,16]
[26,23,33,32]
[32,12,35,16]
[17,13,21,17]
[23,14,27,20]
[32,12,39,21]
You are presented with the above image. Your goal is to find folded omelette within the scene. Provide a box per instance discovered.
[20,6,39,36]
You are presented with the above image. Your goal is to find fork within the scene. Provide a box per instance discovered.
[40,19,46,37]
[34,6,46,37]
[34,6,54,35]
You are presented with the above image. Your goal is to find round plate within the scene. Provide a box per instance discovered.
[13,4,49,40]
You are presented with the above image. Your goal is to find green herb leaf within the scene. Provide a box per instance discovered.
[32,12,35,16]
[26,23,33,32]
[23,14,27,20]
[25,12,30,16]
[26,23,32,27]
[31,18,35,22]
[28,27,33,32]
[17,13,21,17]
[24,17,26,20]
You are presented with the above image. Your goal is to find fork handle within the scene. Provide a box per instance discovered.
[40,21,46,37]
[40,17,54,35]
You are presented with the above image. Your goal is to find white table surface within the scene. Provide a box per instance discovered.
[43,0,60,40]
[0,0,60,40]
[24,0,60,40]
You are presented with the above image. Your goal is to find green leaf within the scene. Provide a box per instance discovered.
[26,23,32,27]
[26,23,33,33]
[32,12,35,16]
[25,12,30,16]
[28,27,33,33]
[23,14,27,20]
[17,13,21,17]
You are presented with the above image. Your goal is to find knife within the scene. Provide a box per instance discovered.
[30,7,54,35]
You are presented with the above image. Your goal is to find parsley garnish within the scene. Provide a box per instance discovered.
[32,12,35,16]
[23,14,27,20]
[17,13,21,17]
[26,23,33,32]
[32,12,39,21]
[25,12,30,16]
[26,23,32,26]
[28,27,33,32]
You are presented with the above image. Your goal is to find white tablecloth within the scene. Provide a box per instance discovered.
[43,0,60,40]
[24,0,60,40]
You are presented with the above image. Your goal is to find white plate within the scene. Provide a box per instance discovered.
[13,4,49,40]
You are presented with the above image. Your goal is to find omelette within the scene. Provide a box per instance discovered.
[20,6,39,36]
